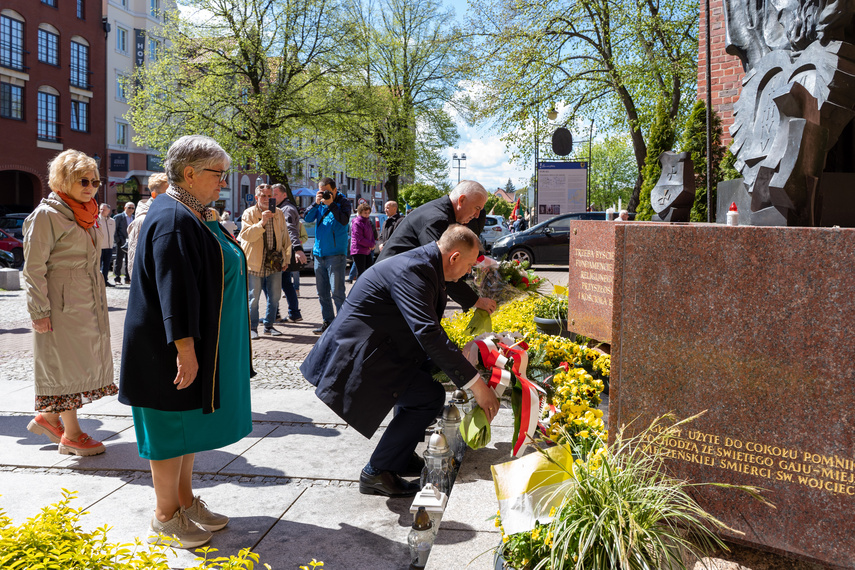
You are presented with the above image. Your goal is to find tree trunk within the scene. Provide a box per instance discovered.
[385,174,400,203]
[258,160,296,205]
[628,173,643,213]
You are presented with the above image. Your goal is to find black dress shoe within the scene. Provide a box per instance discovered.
[359,470,420,497]
[399,452,425,477]
[104,282,115,287]
[312,322,330,335]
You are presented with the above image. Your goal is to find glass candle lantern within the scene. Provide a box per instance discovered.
[451,388,473,416]
[440,403,466,466]
[408,506,434,568]
[420,431,455,494]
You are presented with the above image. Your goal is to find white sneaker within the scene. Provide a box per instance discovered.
[147,507,212,548]
[185,495,229,531]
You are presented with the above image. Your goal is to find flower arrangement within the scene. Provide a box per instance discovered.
[495,416,772,570]
[533,294,568,321]
[470,257,542,306]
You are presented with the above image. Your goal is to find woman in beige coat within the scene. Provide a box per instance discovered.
[23,149,116,456]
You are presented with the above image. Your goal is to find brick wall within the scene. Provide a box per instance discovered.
[697,0,744,146]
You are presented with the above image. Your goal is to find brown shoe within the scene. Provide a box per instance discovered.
[59,433,106,456]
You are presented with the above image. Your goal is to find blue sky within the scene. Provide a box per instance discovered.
[441,0,529,193]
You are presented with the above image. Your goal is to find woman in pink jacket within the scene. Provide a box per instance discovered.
[350,203,376,280]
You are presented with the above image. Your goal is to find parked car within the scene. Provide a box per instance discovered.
[490,212,609,265]
[302,220,315,271]
[0,213,28,240]
[0,248,14,269]
[0,228,24,267]
[480,214,510,251]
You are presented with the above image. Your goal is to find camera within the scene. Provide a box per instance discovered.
[322,190,332,200]
[268,200,277,213]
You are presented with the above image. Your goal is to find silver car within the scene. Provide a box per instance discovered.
[480,214,510,251]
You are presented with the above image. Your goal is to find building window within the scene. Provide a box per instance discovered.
[42,0,58,6]
[116,26,128,54]
[0,16,25,71]
[116,73,127,101]
[38,91,59,141]
[0,82,23,120]
[70,41,89,88]
[70,100,88,132]
[38,29,59,66]
[148,38,160,62]
[150,0,160,18]
[116,122,128,146]
[77,0,85,19]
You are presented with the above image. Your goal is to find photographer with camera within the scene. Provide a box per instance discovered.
[238,184,291,339]
[304,177,351,335]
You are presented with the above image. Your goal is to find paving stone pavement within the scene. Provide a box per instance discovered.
[0,267,570,569]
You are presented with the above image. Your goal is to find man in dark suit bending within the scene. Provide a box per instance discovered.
[376,180,496,314]
[300,225,500,497]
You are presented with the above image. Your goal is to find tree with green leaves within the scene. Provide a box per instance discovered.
[503,179,516,195]
[574,133,637,211]
[398,182,447,209]
[128,0,361,205]
[464,0,698,211]
[635,102,676,221]
[335,0,463,203]
[680,100,726,222]
[485,193,514,218]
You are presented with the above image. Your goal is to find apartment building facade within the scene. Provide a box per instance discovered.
[103,0,173,210]
[0,0,107,211]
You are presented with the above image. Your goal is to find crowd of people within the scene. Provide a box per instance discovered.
[20,136,502,549]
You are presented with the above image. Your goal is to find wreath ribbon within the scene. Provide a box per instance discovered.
[462,333,545,457]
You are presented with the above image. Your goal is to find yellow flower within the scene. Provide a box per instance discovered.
[503,534,510,543]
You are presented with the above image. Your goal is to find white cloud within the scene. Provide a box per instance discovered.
[445,87,532,192]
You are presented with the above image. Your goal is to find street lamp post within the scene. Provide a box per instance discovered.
[452,153,467,185]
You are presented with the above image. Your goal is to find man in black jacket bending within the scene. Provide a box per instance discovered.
[301,225,500,497]
[376,180,496,313]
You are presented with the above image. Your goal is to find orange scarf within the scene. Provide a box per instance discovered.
[58,192,99,230]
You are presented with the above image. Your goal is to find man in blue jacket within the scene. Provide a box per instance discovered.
[304,177,351,335]
[300,225,500,497]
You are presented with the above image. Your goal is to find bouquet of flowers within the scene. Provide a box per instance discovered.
[465,257,543,336]
[470,256,542,305]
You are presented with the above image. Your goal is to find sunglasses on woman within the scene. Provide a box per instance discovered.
[79,178,102,188]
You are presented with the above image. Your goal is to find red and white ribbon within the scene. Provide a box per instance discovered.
[462,333,545,457]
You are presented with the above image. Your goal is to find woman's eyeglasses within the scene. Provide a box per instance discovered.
[204,169,229,182]
[79,178,101,188]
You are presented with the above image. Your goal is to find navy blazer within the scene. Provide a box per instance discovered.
[119,195,251,413]
[375,196,484,310]
[114,212,131,245]
[300,242,479,438]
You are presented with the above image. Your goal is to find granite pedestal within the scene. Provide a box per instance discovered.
[610,223,855,569]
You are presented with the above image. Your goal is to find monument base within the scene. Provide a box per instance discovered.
[610,223,855,569]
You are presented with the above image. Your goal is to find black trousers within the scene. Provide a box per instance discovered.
[99,248,113,284]
[369,368,445,473]
[114,243,128,280]
[352,253,373,279]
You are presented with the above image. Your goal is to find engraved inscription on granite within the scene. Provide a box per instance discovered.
[567,221,615,343]
[610,223,855,569]
[646,425,855,497]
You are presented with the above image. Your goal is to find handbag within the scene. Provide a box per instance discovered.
[285,249,306,273]
[262,226,284,272]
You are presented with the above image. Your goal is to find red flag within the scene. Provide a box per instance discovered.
[510,199,520,221]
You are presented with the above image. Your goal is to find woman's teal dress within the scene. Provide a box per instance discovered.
[132,221,252,460]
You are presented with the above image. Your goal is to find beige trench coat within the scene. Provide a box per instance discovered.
[238,205,291,273]
[23,193,114,396]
